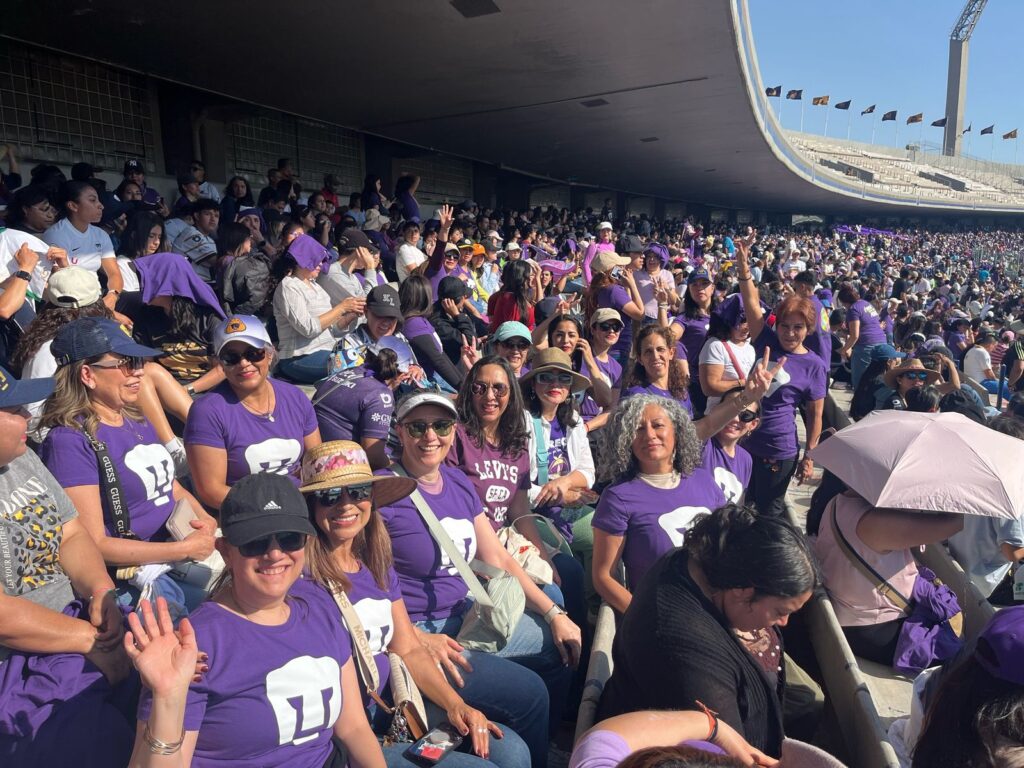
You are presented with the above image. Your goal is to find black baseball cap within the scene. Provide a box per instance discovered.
[123,159,145,176]
[366,285,402,319]
[220,473,316,547]
[618,234,644,254]
[336,228,377,253]
[0,365,54,409]
[51,318,164,367]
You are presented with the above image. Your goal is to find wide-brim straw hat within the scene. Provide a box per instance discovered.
[300,440,415,507]
[883,358,941,390]
[519,347,591,395]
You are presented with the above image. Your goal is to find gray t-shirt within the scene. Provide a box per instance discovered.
[0,449,77,628]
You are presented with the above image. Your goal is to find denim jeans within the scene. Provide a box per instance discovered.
[982,378,1013,402]
[276,350,332,383]
[850,343,878,391]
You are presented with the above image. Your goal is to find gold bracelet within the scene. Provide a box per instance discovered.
[143,724,186,755]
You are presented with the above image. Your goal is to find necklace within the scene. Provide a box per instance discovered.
[240,386,275,422]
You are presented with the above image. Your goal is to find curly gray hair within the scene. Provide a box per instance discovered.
[598,394,704,484]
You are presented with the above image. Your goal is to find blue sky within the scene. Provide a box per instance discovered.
[748,0,1024,164]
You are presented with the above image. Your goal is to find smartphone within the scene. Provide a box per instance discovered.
[405,724,464,765]
[165,498,198,541]
[610,267,623,280]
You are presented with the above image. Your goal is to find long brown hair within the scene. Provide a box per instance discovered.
[584,271,613,320]
[617,745,743,768]
[38,359,144,437]
[304,497,393,592]
[625,324,690,399]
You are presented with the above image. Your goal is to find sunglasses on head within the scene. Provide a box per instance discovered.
[536,371,573,386]
[219,347,268,366]
[901,371,930,381]
[596,321,624,333]
[738,409,759,423]
[402,419,456,438]
[89,356,144,374]
[471,381,509,397]
[238,531,307,558]
[315,483,374,507]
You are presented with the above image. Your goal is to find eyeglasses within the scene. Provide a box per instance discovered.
[89,356,144,374]
[402,419,456,438]
[499,340,530,351]
[738,410,759,423]
[596,321,624,333]
[901,371,930,381]
[219,347,268,366]
[536,371,573,386]
[471,381,510,397]
[238,531,307,558]
[315,483,374,507]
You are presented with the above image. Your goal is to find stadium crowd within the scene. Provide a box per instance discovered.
[2,148,1024,768]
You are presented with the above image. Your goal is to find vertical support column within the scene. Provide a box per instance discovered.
[943,39,968,157]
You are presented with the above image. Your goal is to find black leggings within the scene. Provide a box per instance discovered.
[748,455,798,517]
[843,618,904,665]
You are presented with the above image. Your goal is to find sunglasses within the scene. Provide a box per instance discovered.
[596,321,624,333]
[738,410,759,423]
[499,340,530,351]
[315,483,374,507]
[901,371,930,381]
[89,356,144,374]
[238,531,307,558]
[471,381,509,397]
[219,347,268,366]
[536,371,573,386]
[402,419,456,438]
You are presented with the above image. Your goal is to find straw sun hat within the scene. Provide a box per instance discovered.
[299,440,415,507]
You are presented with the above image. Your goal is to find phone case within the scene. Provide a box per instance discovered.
[165,498,198,541]
[405,725,463,765]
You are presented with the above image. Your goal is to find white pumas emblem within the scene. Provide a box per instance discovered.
[264,500,282,510]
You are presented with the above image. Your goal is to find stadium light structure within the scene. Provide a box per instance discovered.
[943,0,988,157]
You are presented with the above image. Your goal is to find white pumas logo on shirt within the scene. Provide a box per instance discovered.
[264,500,282,510]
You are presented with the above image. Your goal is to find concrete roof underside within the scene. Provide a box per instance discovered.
[6,0,1022,217]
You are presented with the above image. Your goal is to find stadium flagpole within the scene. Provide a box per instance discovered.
[800,100,805,133]
[824,106,830,138]
[847,109,853,141]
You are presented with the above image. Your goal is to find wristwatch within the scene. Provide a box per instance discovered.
[14,270,30,282]
[543,604,567,625]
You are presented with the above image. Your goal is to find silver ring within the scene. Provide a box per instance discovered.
[476,727,487,733]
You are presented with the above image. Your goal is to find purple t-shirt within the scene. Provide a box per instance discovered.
[847,299,886,345]
[579,355,622,422]
[672,313,711,367]
[621,383,693,416]
[598,284,633,357]
[376,465,481,622]
[447,424,530,529]
[139,578,351,768]
[403,315,445,379]
[347,564,403,704]
[700,438,753,504]
[570,731,725,768]
[313,367,393,444]
[593,471,727,589]
[184,378,318,486]
[41,420,175,541]
[803,295,833,362]
[745,327,827,461]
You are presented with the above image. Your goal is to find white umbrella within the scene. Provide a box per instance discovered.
[808,410,1024,519]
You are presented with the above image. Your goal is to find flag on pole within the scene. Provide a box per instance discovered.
[835,100,851,110]
[812,95,830,106]
[906,113,923,125]
[1004,129,1018,140]
[786,89,803,100]
[981,125,995,135]
[962,123,972,135]
[765,85,782,97]
[931,117,947,127]
[861,104,876,115]
[882,110,897,121]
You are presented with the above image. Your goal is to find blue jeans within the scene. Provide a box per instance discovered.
[850,343,878,391]
[276,350,332,383]
[982,378,1013,402]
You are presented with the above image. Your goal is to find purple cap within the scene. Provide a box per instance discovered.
[817,288,834,308]
[975,606,1024,685]
[288,234,331,271]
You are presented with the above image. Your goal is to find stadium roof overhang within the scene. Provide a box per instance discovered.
[6,0,1021,216]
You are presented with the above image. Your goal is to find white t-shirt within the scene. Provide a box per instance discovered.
[699,338,756,411]
[396,242,427,282]
[964,345,992,383]
[41,219,114,273]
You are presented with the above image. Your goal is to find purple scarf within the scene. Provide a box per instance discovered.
[135,252,226,318]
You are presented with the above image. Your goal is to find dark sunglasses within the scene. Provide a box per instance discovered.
[471,381,509,397]
[89,356,144,374]
[315,483,374,506]
[238,531,307,558]
[901,371,930,381]
[596,321,624,333]
[738,410,759,423]
[219,347,268,366]
[499,340,530,351]
[536,371,573,386]
[402,419,456,439]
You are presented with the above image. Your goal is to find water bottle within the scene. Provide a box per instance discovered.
[1013,562,1024,602]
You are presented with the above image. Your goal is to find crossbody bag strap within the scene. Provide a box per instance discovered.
[531,416,549,487]
[722,341,750,381]
[82,427,137,540]
[327,581,393,712]
[390,465,494,609]
[829,499,911,612]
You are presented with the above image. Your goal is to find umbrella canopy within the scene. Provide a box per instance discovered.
[808,410,1024,519]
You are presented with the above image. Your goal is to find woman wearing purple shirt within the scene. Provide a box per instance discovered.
[837,284,887,390]
[736,236,826,518]
[584,251,644,368]
[579,309,624,434]
[126,474,385,768]
[185,315,321,509]
[699,387,760,505]
[540,314,615,428]
[621,324,692,416]
[300,440,532,768]
[400,275,465,390]
[669,266,717,415]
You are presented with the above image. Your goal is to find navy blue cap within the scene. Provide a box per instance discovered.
[870,344,906,362]
[0,365,54,408]
[51,318,164,367]
[688,267,712,284]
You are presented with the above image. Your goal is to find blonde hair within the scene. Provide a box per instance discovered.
[38,359,144,437]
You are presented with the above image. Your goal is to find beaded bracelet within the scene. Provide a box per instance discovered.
[143,724,186,755]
